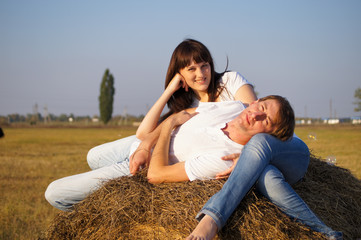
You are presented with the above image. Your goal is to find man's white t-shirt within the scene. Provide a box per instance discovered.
[129,101,246,181]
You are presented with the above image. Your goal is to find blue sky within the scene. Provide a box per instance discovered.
[1,0,360,118]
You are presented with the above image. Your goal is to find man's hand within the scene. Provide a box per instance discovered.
[129,148,151,175]
[215,153,241,179]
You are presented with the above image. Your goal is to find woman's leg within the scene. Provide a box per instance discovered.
[45,160,131,211]
[256,165,342,238]
[87,135,138,170]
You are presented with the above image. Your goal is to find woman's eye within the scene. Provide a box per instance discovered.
[202,64,210,69]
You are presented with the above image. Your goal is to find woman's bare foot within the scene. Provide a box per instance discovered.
[186,215,218,240]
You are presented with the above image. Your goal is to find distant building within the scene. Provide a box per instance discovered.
[326,119,340,124]
[351,117,361,124]
[296,119,312,125]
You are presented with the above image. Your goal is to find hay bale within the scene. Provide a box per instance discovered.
[45,156,361,239]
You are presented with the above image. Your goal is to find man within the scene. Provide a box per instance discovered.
[182,100,343,240]
[146,95,294,183]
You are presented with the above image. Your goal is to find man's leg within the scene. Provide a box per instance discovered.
[45,160,131,211]
[257,165,342,238]
[87,135,137,170]
[189,134,310,239]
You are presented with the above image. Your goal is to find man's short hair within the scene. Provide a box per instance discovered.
[258,95,295,141]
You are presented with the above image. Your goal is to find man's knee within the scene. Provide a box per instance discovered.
[243,133,276,158]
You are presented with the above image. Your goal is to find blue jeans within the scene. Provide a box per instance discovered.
[197,133,341,238]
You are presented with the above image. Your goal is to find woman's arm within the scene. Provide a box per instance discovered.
[234,84,257,107]
[129,125,161,175]
[136,74,188,140]
[147,110,196,184]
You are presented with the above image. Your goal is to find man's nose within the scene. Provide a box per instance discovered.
[250,111,266,121]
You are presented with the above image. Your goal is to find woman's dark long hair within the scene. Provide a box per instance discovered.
[161,39,226,121]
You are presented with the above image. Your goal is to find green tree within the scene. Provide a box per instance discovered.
[99,69,115,124]
[354,88,361,112]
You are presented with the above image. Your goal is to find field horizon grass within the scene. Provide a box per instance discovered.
[0,124,360,239]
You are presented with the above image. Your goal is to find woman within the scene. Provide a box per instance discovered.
[46,39,256,211]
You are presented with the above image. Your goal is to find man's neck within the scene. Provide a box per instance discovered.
[221,122,250,145]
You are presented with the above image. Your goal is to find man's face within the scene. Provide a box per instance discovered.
[235,99,280,136]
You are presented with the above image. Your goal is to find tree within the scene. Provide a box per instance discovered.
[354,87,361,112]
[99,69,115,124]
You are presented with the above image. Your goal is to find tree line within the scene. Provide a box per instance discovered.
[2,71,360,126]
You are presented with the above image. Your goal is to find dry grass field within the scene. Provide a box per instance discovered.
[294,124,361,179]
[0,125,360,239]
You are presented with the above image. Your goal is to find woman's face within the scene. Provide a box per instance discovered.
[179,60,211,95]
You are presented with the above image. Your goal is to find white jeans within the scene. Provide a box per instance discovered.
[45,135,137,211]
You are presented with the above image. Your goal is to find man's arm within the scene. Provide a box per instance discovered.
[130,107,197,175]
[147,111,197,184]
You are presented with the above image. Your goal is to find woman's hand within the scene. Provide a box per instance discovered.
[215,153,241,179]
[166,73,188,93]
[170,111,198,127]
[129,147,151,175]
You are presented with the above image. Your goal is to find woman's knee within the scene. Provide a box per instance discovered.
[44,180,61,208]
[45,179,78,211]
[87,146,101,169]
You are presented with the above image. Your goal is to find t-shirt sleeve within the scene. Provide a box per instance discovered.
[184,154,233,181]
[222,71,253,97]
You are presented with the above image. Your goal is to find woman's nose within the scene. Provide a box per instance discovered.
[196,68,204,77]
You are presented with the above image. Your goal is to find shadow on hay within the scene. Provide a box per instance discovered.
[45,156,361,240]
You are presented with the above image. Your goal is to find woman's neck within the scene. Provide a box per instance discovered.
[196,91,209,102]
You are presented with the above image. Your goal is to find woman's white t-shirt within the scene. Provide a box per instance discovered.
[190,71,252,107]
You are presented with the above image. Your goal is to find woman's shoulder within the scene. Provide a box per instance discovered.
[220,71,250,88]
[220,71,247,83]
